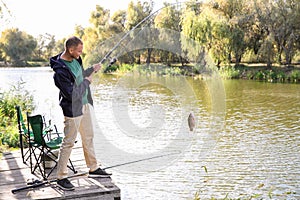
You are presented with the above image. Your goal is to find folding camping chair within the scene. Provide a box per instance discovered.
[16,106,56,164]
[26,113,77,180]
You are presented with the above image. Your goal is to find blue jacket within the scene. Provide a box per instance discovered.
[50,53,94,117]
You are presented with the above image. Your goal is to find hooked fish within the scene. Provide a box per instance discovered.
[188,112,195,131]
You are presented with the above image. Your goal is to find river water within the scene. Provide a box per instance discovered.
[0,67,299,200]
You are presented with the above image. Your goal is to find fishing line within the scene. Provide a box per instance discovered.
[102,150,181,170]
[11,151,180,193]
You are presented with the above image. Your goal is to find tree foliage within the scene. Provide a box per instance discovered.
[0,0,299,67]
[0,28,37,66]
[34,33,56,61]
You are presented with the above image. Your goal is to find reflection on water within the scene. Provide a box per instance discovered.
[1,68,299,199]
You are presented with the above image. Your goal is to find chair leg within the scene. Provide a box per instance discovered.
[43,150,57,179]
[29,150,32,172]
[19,133,25,164]
[42,149,77,179]
[20,134,30,164]
[30,146,47,180]
[33,151,43,175]
[23,139,31,164]
[68,159,77,174]
[46,162,58,179]
[24,149,31,163]
[42,150,46,180]
[29,144,33,173]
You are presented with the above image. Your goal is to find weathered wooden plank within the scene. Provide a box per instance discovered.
[0,145,121,200]
[1,176,120,200]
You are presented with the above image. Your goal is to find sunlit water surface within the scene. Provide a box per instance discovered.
[1,67,299,199]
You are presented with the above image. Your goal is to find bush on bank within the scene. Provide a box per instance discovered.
[105,63,300,83]
[219,64,300,83]
[0,80,35,153]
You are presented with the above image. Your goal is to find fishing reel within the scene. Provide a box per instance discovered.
[108,57,117,67]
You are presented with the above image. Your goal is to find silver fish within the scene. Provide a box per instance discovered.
[188,112,195,131]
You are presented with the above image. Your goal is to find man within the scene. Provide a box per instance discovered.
[50,36,111,191]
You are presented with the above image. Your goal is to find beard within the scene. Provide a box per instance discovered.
[70,52,80,59]
[71,55,79,59]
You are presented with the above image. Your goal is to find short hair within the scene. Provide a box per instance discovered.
[65,36,83,50]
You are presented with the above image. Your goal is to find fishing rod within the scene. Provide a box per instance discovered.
[98,1,184,69]
[11,172,86,194]
[11,151,180,194]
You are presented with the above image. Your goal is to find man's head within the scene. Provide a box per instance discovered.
[64,36,83,59]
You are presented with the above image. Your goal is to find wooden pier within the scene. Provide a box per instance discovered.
[0,144,121,200]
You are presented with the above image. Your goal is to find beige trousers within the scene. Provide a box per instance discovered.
[57,104,98,179]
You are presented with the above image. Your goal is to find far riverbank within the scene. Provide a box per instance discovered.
[1,62,300,83]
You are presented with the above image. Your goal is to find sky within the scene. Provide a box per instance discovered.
[1,0,180,40]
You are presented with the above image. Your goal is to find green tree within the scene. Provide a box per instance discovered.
[154,2,181,31]
[211,0,249,65]
[154,2,184,65]
[210,18,231,66]
[253,0,300,66]
[181,2,232,66]
[82,27,100,65]
[125,0,153,64]
[272,0,300,64]
[258,32,275,67]
[82,5,111,66]
[236,1,264,63]
[89,5,111,39]
[181,3,211,51]
[125,0,153,31]
[110,10,127,34]
[53,38,65,56]
[252,0,277,67]
[181,1,207,66]
[34,33,56,62]
[74,25,85,39]
[0,28,37,66]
